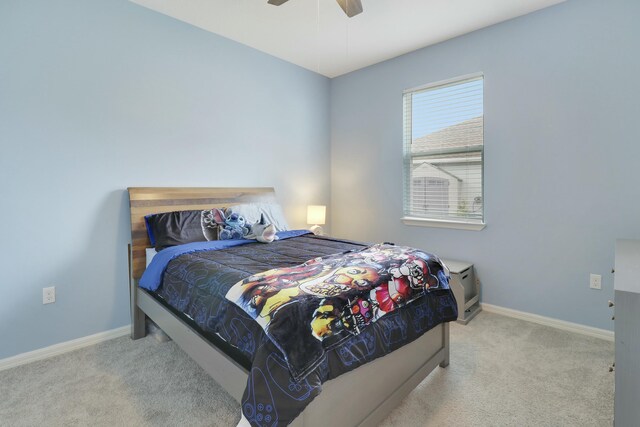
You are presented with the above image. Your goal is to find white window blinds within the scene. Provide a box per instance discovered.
[403,74,484,225]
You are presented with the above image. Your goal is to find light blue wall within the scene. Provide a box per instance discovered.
[2,0,637,360]
[0,0,330,359]
[330,0,640,330]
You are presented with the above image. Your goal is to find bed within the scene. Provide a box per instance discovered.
[127,187,454,427]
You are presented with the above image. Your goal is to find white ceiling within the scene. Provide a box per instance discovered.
[130,0,565,78]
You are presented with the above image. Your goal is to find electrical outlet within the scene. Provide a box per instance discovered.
[589,274,602,290]
[43,286,56,304]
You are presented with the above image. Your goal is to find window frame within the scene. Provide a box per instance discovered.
[401,72,486,231]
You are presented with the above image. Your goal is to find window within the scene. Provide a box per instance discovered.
[402,74,484,230]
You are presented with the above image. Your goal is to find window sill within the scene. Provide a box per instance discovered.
[401,217,486,231]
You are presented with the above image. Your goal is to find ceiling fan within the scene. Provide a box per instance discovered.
[267,0,363,18]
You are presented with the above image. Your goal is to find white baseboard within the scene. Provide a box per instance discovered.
[481,303,614,342]
[0,325,131,372]
[0,304,614,371]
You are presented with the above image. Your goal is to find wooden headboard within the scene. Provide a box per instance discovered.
[127,187,276,280]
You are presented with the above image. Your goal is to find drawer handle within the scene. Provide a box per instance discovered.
[462,274,469,280]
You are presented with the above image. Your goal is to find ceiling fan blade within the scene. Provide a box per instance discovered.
[336,0,363,17]
[267,0,289,5]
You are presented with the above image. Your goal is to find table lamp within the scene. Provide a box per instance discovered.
[307,205,326,236]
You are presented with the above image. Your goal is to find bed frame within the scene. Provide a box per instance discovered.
[127,187,450,427]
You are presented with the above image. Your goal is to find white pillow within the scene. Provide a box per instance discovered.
[231,203,290,232]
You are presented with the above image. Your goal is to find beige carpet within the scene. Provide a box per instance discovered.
[0,312,614,426]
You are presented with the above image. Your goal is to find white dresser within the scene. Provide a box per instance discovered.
[614,239,640,426]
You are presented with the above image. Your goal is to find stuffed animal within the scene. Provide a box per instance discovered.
[245,214,278,243]
[219,208,251,240]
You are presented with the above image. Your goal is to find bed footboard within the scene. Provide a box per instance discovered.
[290,321,450,427]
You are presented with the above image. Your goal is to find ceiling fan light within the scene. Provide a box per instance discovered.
[267,0,289,5]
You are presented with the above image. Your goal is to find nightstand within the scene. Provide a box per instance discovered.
[442,259,481,324]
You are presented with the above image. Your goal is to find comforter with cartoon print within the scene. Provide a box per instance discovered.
[225,243,454,381]
[153,235,457,426]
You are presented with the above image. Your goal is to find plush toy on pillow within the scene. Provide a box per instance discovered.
[245,214,278,243]
[219,208,251,240]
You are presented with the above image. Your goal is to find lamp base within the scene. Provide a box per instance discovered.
[309,225,324,236]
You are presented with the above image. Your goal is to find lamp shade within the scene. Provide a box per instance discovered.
[307,205,326,225]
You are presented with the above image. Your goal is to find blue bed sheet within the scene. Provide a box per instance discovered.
[139,230,311,291]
